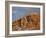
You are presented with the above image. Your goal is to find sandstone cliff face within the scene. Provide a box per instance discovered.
[12,13,40,31]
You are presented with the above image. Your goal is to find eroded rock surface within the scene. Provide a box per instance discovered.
[12,13,40,31]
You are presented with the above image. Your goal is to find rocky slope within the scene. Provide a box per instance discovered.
[12,13,40,31]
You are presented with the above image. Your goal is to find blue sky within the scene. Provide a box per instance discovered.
[12,7,40,21]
